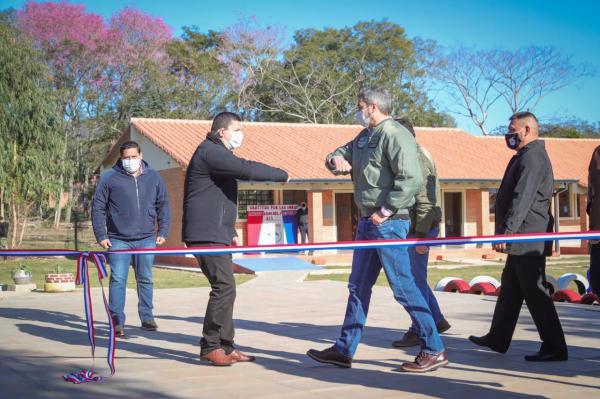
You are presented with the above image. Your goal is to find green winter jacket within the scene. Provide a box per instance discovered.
[410,145,442,237]
[326,118,422,217]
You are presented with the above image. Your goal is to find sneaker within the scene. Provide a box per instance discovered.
[141,320,158,331]
[436,319,451,334]
[114,325,125,338]
[306,347,352,368]
[392,330,420,347]
[401,351,448,373]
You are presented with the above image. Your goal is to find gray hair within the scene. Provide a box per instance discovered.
[358,88,392,115]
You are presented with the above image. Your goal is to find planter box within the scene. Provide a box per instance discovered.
[44,273,76,293]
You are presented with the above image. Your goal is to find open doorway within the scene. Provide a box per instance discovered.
[443,192,463,237]
[335,193,359,242]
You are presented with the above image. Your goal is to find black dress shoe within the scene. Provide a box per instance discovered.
[524,351,568,362]
[469,335,491,348]
[468,335,507,353]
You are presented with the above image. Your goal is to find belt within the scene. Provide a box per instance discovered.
[360,209,410,220]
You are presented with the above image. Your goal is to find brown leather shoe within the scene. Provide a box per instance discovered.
[392,330,420,347]
[436,319,451,334]
[401,351,448,373]
[306,347,352,368]
[229,349,256,362]
[200,348,237,367]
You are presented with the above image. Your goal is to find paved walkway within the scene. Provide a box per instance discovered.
[0,270,599,398]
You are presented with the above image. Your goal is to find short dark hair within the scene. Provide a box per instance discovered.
[395,117,416,137]
[509,111,538,124]
[210,112,242,136]
[119,141,141,156]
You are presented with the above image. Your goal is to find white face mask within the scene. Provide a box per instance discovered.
[122,158,141,174]
[227,130,244,150]
[355,110,371,128]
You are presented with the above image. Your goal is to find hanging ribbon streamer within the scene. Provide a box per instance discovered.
[75,252,116,377]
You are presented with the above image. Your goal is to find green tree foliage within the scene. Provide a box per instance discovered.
[239,20,454,125]
[0,21,65,247]
[540,118,600,138]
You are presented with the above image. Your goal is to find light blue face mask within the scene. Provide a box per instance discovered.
[355,110,371,128]
[122,158,141,174]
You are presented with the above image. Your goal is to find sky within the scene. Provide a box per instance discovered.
[2,0,599,134]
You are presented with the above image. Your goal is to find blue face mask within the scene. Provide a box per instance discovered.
[355,110,370,127]
[504,133,521,150]
[122,158,141,174]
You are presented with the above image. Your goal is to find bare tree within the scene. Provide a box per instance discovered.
[254,58,363,124]
[490,46,591,113]
[430,46,504,135]
[218,16,284,116]
[430,45,592,135]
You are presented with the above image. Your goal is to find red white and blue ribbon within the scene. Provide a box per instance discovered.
[2,230,598,259]
[75,252,116,376]
[63,369,103,384]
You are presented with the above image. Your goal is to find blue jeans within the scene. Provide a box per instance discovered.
[107,236,156,326]
[334,218,444,356]
[408,226,445,333]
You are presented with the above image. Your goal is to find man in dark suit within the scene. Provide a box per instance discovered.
[469,112,568,362]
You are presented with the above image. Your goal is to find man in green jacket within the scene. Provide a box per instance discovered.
[307,88,447,373]
[392,118,451,348]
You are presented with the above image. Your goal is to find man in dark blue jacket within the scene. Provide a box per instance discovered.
[92,141,170,337]
[469,112,567,361]
[183,111,288,366]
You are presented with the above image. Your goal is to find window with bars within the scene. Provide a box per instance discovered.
[237,190,274,219]
[559,189,571,217]
[282,190,307,205]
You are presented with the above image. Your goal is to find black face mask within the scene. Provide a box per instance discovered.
[504,133,521,150]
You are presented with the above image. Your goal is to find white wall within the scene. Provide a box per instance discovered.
[131,127,178,171]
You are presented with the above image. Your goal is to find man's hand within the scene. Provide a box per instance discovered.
[369,211,389,226]
[99,239,112,249]
[232,236,240,246]
[493,242,506,253]
[415,245,429,254]
[156,236,166,245]
[331,156,352,173]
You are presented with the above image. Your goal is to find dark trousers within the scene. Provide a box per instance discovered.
[590,243,600,296]
[298,224,309,244]
[188,242,236,356]
[488,255,567,355]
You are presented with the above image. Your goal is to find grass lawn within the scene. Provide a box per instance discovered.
[0,258,254,289]
[307,260,591,291]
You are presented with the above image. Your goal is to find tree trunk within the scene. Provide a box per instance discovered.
[64,178,74,224]
[53,174,64,228]
[18,211,28,248]
[0,186,4,218]
[9,200,18,249]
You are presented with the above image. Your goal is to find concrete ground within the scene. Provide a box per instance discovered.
[0,269,598,399]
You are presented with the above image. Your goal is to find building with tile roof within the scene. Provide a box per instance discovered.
[99,118,596,262]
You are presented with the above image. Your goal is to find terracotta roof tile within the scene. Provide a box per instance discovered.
[129,118,598,187]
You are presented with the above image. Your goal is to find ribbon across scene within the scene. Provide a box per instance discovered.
[1,229,598,378]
